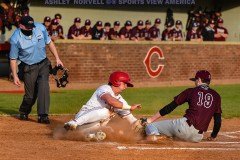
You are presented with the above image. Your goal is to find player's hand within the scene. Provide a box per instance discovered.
[13,76,21,87]
[206,136,216,141]
[130,104,141,111]
[56,58,64,67]
[140,117,148,126]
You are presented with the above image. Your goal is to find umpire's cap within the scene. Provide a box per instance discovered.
[190,70,211,82]
[20,16,35,29]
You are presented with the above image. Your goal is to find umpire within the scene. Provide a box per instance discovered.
[9,16,63,124]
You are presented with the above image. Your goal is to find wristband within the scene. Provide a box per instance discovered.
[122,104,131,110]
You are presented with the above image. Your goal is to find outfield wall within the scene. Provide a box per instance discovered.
[47,41,240,87]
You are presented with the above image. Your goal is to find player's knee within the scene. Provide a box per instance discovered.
[145,123,160,136]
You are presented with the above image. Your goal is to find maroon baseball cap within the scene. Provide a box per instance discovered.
[145,20,151,25]
[190,70,211,82]
[125,20,132,26]
[44,16,51,22]
[104,22,111,27]
[96,21,103,27]
[209,19,215,24]
[114,21,120,26]
[55,13,62,19]
[51,19,59,25]
[166,22,173,27]
[155,18,161,24]
[20,16,35,29]
[175,20,182,25]
[217,18,224,23]
[85,19,91,26]
[137,20,144,26]
[74,17,81,23]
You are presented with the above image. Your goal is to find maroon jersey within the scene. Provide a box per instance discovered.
[130,26,144,39]
[173,28,183,40]
[149,26,160,39]
[186,30,201,41]
[142,28,151,40]
[119,27,131,39]
[67,24,81,39]
[80,26,92,37]
[174,85,222,132]
[49,25,64,39]
[161,29,174,41]
[49,28,61,38]
[108,28,119,40]
[214,26,228,41]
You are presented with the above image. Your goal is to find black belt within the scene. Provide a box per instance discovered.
[25,58,47,66]
[34,58,47,65]
[186,119,203,134]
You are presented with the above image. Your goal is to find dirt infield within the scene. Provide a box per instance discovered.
[0,116,240,160]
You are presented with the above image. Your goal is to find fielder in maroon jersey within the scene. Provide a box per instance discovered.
[186,22,202,41]
[173,20,183,41]
[49,19,64,41]
[148,18,161,41]
[119,20,132,40]
[79,19,92,40]
[43,16,51,33]
[130,20,145,41]
[109,21,120,40]
[214,18,228,41]
[67,17,81,39]
[162,22,174,41]
[102,22,111,40]
[143,70,222,142]
[142,20,152,40]
[54,13,64,39]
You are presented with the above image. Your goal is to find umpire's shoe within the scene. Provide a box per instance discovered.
[19,114,29,121]
[38,115,50,124]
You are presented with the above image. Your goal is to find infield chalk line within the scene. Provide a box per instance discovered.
[117,146,240,151]
[202,141,240,144]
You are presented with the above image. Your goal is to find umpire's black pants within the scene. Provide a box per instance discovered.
[19,58,51,116]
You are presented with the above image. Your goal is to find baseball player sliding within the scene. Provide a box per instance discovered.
[142,70,222,142]
[64,71,141,141]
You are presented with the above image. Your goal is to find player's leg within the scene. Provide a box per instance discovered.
[145,119,175,139]
[64,107,111,130]
[170,117,204,142]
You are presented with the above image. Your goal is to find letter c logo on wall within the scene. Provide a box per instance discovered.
[143,46,165,78]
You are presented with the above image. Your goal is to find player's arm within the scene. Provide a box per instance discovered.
[147,101,178,123]
[207,113,222,141]
[101,93,141,111]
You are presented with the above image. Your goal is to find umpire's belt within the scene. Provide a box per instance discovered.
[24,58,47,66]
[186,119,203,134]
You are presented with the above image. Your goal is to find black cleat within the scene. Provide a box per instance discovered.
[38,115,50,124]
[19,114,29,120]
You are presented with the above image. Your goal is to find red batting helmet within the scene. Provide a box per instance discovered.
[109,71,134,87]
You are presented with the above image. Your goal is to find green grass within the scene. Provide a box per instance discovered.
[0,84,240,118]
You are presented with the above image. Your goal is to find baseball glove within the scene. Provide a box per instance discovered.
[132,118,148,135]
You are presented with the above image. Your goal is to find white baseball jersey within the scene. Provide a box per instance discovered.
[84,84,129,110]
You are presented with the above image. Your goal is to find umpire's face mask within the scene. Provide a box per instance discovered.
[21,29,33,36]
